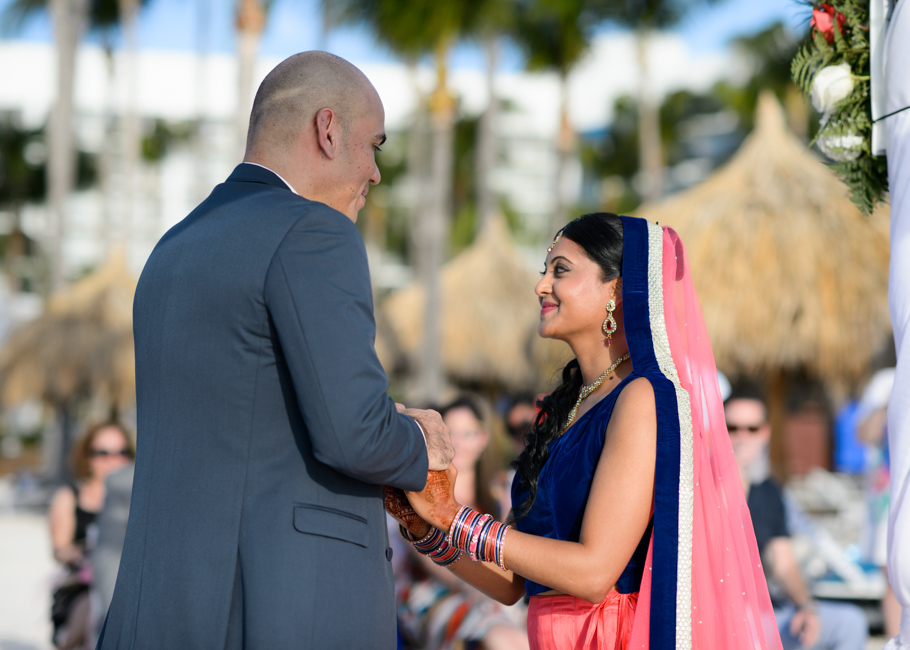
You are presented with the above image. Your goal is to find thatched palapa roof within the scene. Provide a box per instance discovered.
[380,217,568,394]
[0,251,137,408]
[635,92,891,386]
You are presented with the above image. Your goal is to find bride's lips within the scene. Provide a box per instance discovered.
[540,302,557,316]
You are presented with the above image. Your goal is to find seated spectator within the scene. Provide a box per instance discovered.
[48,421,134,650]
[724,392,867,650]
[394,395,529,650]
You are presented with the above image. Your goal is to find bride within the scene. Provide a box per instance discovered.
[386,213,783,649]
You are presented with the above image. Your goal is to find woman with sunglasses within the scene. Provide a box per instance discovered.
[387,214,784,649]
[48,421,134,650]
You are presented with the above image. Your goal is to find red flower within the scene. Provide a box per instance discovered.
[811,4,846,44]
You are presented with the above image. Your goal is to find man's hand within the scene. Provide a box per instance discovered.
[383,485,431,539]
[397,404,454,471]
[789,605,820,648]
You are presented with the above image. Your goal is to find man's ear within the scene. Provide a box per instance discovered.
[315,107,340,159]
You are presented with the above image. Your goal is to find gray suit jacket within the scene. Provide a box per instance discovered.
[97,164,428,649]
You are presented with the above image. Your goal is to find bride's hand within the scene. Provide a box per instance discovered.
[383,485,432,539]
[406,465,462,532]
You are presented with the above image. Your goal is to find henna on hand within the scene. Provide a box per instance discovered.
[406,467,462,531]
[383,485,431,538]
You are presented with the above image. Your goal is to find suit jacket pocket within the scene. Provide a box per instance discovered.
[293,504,369,548]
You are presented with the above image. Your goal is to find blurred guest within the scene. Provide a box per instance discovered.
[48,421,133,649]
[724,392,867,650]
[396,395,528,650]
[89,462,135,643]
[504,394,537,456]
[855,368,902,638]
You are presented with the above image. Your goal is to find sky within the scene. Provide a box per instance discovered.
[0,0,812,71]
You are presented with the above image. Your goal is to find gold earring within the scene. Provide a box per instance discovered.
[602,299,616,345]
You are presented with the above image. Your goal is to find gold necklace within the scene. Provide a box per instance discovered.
[560,354,630,435]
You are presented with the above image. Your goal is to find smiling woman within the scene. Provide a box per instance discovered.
[388,213,786,650]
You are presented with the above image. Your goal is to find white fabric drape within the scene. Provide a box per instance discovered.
[885,1,910,646]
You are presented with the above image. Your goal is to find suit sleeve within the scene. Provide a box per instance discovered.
[264,205,428,491]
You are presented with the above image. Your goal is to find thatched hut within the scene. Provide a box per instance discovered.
[635,92,891,473]
[0,251,137,480]
[0,251,137,409]
[379,216,568,400]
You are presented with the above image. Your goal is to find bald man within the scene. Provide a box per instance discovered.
[97,52,454,649]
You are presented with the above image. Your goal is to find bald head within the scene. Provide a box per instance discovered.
[245,51,377,156]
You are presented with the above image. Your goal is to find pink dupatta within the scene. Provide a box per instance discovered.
[620,218,782,649]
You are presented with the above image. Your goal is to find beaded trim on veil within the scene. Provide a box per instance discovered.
[645,220,694,649]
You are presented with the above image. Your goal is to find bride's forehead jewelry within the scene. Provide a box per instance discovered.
[547,232,563,253]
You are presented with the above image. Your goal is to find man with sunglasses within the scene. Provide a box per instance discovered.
[725,392,867,650]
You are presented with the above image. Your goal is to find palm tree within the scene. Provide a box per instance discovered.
[472,0,514,234]
[235,0,271,159]
[3,0,89,290]
[3,0,151,288]
[513,0,598,237]
[596,0,722,204]
[336,0,484,403]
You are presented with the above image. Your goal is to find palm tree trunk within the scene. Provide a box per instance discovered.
[636,29,664,204]
[98,42,116,258]
[475,35,498,234]
[236,0,266,160]
[194,0,212,203]
[47,0,89,291]
[44,401,77,485]
[118,0,141,254]
[416,42,456,403]
[551,70,573,237]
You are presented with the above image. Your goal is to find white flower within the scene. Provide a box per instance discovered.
[810,63,854,113]
[817,132,864,162]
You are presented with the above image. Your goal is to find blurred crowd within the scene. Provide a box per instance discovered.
[2,375,901,650]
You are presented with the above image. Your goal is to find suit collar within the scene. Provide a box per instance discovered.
[226,163,294,192]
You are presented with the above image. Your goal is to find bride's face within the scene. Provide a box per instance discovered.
[535,237,615,342]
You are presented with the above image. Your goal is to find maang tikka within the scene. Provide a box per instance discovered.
[602,299,617,345]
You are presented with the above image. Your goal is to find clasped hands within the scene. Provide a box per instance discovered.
[387,403,461,538]
[383,465,462,540]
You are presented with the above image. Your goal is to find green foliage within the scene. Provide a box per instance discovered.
[0,121,45,206]
[334,0,487,60]
[513,0,595,75]
[140,120,193,163]
[1,0,151,36]
[0,118,97,208]
[790,0,887,214]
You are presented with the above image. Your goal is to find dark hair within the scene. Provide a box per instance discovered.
[440,395,485,423]
[440,394,503,519]
[511,213,624,519]
[70,420,134,479]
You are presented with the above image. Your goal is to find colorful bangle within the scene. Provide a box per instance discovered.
[447,505,512,569]
[407,526,463,567]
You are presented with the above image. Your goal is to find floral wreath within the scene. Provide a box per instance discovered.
[791,1,889,215]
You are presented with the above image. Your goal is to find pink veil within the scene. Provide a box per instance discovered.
[621,218,783,649]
